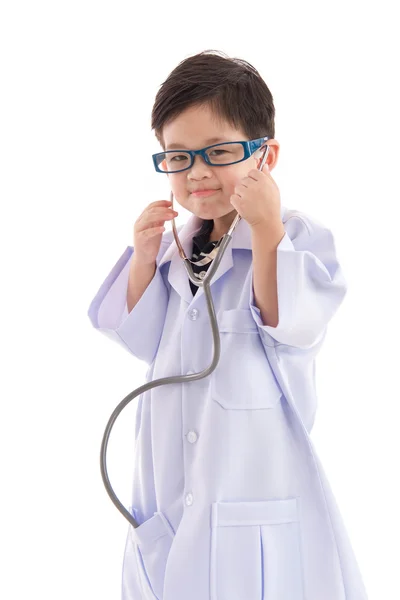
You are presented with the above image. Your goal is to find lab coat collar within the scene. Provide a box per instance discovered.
[158,204,286,305]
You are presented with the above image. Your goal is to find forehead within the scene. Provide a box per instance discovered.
[163,104,247,150]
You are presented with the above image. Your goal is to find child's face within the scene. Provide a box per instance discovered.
[162,103,272,224]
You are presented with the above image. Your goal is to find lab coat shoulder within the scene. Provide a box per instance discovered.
[250,208,348,350]
[87,226,183,365]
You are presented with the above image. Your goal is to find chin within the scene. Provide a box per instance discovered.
[194,202,235,214]
[198,209,233,221]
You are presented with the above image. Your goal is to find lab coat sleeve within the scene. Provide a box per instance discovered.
[249,213,348,349]
[87,245,169,365]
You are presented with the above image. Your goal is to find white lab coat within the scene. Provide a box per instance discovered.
[88,205,368,599]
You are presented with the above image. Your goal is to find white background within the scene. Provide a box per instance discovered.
[1,1,399,598]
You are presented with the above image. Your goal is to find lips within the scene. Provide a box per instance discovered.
[190,188,220,197]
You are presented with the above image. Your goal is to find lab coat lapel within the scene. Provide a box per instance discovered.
[158,206,285,305]
[158,214,243,304]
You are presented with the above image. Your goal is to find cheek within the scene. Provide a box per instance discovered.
[220,170,243,195]
[169,175,186,199]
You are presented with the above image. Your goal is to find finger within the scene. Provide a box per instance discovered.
[137,200,173,221]
[136,208,177,231]
[235,183,247,194]
[244,171,262,183]
[137,217,175,233]
[148,200,173,207]
[248,169,262,180]
[138,225,166,238]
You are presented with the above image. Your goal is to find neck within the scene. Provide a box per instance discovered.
[210,210,237,241]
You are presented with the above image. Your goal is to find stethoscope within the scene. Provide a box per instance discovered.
[100,143,270,529]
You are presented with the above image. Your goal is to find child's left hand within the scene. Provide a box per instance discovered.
[230,163,282,231]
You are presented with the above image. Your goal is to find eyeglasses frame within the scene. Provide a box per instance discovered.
[152,136,271,174]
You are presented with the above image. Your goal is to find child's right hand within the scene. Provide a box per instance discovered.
[133,200,178,265]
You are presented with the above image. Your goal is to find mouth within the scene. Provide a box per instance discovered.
[190,189,221,198]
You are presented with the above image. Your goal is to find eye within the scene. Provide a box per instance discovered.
[210,149,230,156]
[169,154,188,162]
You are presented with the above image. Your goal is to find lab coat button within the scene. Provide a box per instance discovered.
[187,431,198,444]
[188,308,199,320]
[199,271,206,279]
[185,493,194,506]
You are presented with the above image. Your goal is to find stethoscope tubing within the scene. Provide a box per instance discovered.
[100,145,270,528]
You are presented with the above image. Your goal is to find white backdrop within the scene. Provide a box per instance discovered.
[1,1,399,598]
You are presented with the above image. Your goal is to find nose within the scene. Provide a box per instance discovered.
[187,154,213,179]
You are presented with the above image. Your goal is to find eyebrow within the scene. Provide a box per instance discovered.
[166,137,228,150]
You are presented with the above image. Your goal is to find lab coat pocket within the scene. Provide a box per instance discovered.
[130,507,175,600]
[210,498,304,600]
[212,309,282,409]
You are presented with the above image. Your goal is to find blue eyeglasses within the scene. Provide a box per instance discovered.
[152,136,270,174]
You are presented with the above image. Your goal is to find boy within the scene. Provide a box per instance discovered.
[88,51,368,600]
